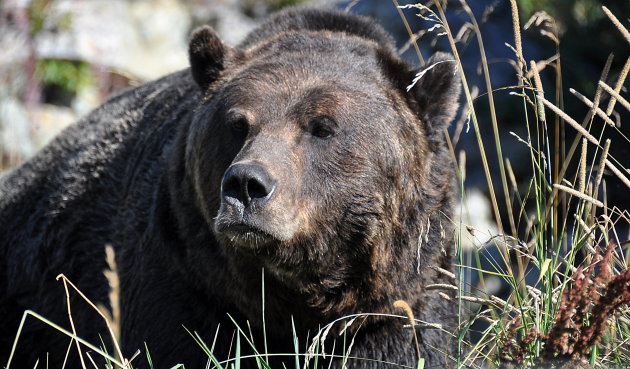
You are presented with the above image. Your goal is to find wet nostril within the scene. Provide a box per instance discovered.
[221,175,241,199]
[246,178,269,200]
[221,163,276,207]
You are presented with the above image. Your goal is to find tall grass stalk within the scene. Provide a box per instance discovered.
[426,1,629,367]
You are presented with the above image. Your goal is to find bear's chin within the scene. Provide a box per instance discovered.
[216,222,277,249]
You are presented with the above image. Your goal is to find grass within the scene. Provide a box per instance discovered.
[423,0,630,367]
[3,1,630,368]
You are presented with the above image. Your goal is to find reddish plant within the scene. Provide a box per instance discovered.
[501,242,629,368]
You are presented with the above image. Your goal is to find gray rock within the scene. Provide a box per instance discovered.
[35,0,191,81]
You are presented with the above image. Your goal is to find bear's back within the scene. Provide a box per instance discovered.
[0,71,198,363]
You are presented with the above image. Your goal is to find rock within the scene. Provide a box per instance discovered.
[35,0,190,81]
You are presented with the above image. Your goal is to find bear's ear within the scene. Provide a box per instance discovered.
[188,26,242,91]
[407,52,461,134]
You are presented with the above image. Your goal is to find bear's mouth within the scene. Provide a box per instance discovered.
[216,222,277,248]
[214,194,299,248]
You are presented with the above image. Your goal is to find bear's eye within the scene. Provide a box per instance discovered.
[310,116,336,139]
[227,116,249,136]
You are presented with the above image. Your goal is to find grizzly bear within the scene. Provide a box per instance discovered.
[0,6,460,369]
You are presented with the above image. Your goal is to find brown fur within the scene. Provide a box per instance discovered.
[179,7,461,367]
[0,7,460,369]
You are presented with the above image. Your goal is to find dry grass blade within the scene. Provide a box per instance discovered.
[579,138,587,194]
[509,0,524,75]
[85,352,99,369]
[454,22,473,43]
[569,88,616,127]
[524,11,560,45]
[426,283,458,291]
[606,57,630,115]
[103,245,123,359]
[541,97,600,145]
[584,54,614,125]
[602,6,630,44]
[574,214,597,250]
[56,274,130,369]
[343,0,361,12]
[456,295,493,304]
[599,80,630,113]
[595,139,611,191]
[451,88,475,147]
[553,184,604,208]
[433,0,506,239]
[604,160,630,189]
[402,322,443,330]
[5,311,124,369]
[429,265,456,280]
[393,300,422,365]
[525,54,558,79]
[61,278,88,369]
[459,0,517,237]
[539,101,628,193]
[392,0,424,64]
[398,29,428,55]
[530,60,546,122]
[505,158,518,193]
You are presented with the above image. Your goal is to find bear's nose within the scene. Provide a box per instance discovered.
[221,163,276,207]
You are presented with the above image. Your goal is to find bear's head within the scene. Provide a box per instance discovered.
[176,13,460,315]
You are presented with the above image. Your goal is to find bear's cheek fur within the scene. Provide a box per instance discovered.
[185,109,241,225]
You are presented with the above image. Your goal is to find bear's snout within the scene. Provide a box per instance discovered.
[215,158,301,248]
[221,162,277,208]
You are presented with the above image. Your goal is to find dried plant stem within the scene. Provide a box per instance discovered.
[530,60,545,122]
[599,80,630,113]
[579,139,587,194]
[509,0,524,75]
[393,300,422,364]
[573,214,591,236]
[56,274,128,369]
[602,6,630,44]
[594,139,611,191]
[541,97,599,145]
[539,100,627,192]
[584,54,614,125]
[403,322,444,330]
[569,88,616,127]
[459,0,517,239]
[606,57,630,115]
[574,215,597,253]
[505,159,518,193]
[392,0,424,65]
[61,278,87,369]
[604,159,630,189]
[433,0,506,241]
[541,57,615,226]
[525,55,558,79]
[430,265,456,280]
[553,184,603,208]
[104,245,120,342]
[426,283,458,291]
[490,296,519,313]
